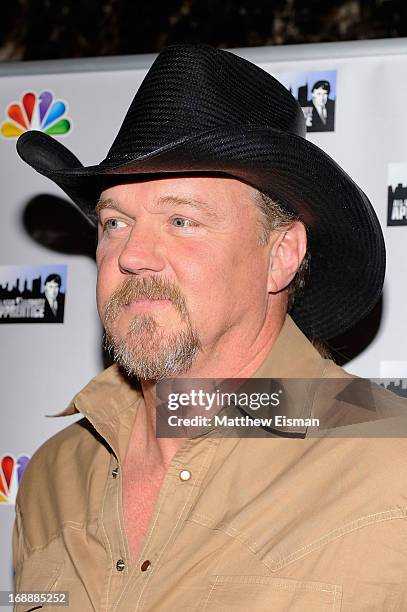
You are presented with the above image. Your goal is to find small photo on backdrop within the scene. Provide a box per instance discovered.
[0,264,67,323]
[387,163,407,226]
[275,70,337,133]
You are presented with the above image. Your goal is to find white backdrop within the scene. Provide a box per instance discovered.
[1,38,407,604]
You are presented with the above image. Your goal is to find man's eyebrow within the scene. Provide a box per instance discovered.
[95,195,220,219]
[95,198,124,217]
[154,195,220,219]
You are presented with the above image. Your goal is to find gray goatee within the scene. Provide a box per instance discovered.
[103,276,202,380]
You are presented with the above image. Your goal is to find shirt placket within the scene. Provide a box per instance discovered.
[93,420,133,612]
[111,434,221,612]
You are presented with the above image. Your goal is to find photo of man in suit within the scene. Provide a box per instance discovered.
[307,79,335,132]
[43,273,65,322]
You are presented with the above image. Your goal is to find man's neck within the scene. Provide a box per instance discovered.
[130,301,287,471]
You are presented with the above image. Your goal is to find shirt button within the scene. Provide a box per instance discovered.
[116,559,125,572]
[112,467,119,478]
[141,560,151,571]
[179,469,191,481]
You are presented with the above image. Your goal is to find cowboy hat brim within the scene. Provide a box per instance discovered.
[16,126,385,341]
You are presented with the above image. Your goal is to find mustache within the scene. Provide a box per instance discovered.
[103,276,189,324]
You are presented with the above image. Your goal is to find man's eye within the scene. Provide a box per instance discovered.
[103,218,127,231]
[171,217,197,228]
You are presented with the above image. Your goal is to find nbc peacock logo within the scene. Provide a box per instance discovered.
[0,454,30,505]
[1,90,71,138]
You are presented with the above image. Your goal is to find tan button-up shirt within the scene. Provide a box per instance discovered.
[13,316,407,611]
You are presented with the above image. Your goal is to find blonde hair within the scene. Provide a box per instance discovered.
[251,188,310,310]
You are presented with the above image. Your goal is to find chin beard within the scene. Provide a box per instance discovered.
[102,276,202,380]
[104,313,202,381]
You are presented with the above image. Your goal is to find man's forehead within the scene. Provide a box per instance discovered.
[96,175,255,215]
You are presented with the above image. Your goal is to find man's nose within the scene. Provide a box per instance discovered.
[118,223,166,274]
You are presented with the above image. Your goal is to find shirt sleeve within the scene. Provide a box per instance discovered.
[12,503,25,590]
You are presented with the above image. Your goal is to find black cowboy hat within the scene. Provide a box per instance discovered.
[16,44,385,340]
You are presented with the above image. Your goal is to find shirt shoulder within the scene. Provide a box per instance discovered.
[16,418,111,551]
[317,359,407,432]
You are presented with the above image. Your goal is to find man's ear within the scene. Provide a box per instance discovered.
[267,221,307,293]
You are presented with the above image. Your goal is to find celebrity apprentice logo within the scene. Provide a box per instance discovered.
[1,90,71,138]
[387,163,407,226]
[275,69,337,133]
[0,264,67,323]
[0,454,30,505]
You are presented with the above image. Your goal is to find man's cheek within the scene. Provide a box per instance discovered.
[95,241,110,267]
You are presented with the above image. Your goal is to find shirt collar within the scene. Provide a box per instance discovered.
[251,314,327,379]
[50,314,328,447]
[239,315,328,437]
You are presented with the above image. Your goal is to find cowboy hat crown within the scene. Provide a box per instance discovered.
[103,43,306,166]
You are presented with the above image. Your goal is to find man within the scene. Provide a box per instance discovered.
[43,273,65,322]
[13,45,407,610]
[307,79,335,132]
